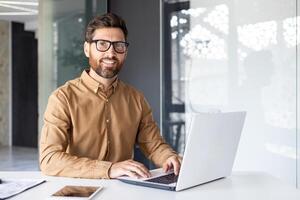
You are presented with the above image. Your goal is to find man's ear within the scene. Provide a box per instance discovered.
[84,41,90,58]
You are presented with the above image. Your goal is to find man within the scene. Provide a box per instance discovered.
[39,13,181,179]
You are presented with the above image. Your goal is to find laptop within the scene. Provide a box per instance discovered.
[118,111,246,191]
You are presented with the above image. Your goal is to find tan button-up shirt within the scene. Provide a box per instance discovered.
[39,70,177,179]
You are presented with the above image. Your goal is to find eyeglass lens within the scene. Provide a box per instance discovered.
[96,40,128,53]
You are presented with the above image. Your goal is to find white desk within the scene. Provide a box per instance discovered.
[0,171,300,200]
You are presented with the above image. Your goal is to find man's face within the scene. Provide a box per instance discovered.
[84,27,127,79]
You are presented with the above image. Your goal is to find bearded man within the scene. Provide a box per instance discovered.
[39,13,181,179]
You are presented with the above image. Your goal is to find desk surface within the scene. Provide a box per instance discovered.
[0,171,300,200]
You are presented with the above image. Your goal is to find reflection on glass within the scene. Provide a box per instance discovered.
[283,16,300,47]
[54,12,87,86]
[265,143,297,159]
[181,7,206,17]
[170,15,188,27]
[238,21,277,51]
[163,0,298,185]
[180,24,226,59]
[203,4,228,34]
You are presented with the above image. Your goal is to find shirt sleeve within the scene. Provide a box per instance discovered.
[136,96,179,167]
[39,90,112,179]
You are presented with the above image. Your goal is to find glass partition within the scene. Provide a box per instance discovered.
[297,0,300,188]
[38,0,107,133]
[163,0,299,186]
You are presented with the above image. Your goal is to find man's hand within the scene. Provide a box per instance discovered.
[162,155,182,176]
[108,159,151,179]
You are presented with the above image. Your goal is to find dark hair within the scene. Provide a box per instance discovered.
[85,13,128,42]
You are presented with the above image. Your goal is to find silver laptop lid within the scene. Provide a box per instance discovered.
[176,112,246,191]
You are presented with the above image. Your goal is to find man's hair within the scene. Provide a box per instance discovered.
[85,13,128,42]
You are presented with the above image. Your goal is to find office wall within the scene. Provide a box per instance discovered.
[109,0,161,125]
[0,21,10,146]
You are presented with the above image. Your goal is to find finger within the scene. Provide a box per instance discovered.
[125,164,150,178]
[178,156,183,164]
[172,159,181,175]
[128,160,151,177]
[130,162,150,177]
[163,162,169,173]
[129,160,148,170]
[123,169,139,178]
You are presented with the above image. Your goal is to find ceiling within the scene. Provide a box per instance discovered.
[0,0,38,25]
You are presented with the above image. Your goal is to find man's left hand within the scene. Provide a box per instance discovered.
[162,155,182,176]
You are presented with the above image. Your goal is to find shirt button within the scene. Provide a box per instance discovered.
[105,99,109,102]
[106,119,110,123]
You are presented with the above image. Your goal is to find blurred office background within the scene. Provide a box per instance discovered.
[0,0,299,188]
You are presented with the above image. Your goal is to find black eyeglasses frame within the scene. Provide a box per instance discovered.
[89,39,129,54]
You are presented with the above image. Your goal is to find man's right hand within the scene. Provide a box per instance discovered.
[108,159,151,179]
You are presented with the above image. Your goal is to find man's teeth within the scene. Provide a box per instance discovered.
[103,59,115,64]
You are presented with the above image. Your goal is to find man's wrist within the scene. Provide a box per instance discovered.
[94,160,113,179]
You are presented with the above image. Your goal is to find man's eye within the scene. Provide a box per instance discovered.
[115,43,124,48]
[99,41,108,46]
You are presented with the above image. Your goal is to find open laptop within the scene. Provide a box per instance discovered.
[118,111,246,191]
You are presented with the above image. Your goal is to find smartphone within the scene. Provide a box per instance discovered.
[49,185,103,199]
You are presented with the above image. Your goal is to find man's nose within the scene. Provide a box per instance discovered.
[106,44,117,55]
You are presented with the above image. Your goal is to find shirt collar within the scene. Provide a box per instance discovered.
[81,69,119,94]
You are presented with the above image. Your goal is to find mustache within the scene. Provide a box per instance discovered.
[100,57,118,62]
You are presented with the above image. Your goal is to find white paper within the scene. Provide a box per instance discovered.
[0,178,45,199]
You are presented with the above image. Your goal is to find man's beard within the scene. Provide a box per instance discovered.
[90,57,122,79]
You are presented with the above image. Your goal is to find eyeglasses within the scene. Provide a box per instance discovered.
[90,39,129,54]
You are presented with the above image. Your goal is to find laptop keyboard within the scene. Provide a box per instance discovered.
[145,173,178,184]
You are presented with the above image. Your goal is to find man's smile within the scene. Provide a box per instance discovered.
[102,58,116,64]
